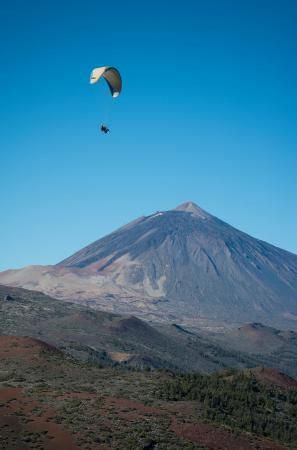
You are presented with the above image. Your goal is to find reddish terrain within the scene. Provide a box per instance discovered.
[252,367,297,389]
[0,386,80,450]
[0,335,292,450]
[171,420,286,450]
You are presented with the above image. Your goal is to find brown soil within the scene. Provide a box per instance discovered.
[171,420,287,450]
[252,367,297,389]
[0,386,80,450]
[106,396,162,421]
[0,336,59,359]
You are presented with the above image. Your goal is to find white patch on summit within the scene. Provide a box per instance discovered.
[151,212,164,218]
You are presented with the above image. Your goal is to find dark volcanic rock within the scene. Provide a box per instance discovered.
[58,201,297,327]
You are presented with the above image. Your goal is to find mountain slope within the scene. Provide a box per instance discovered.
[1,284,297,377]
[58,201,297,326]
[1,201,297,328]
[0,284,254,373]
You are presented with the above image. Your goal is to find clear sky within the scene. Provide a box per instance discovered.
[1,0,297,270]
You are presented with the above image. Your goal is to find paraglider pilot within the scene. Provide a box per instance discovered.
[100,124,110,134]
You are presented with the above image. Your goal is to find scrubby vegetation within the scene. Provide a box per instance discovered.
[158,368,297,445]
[1,336,297,449]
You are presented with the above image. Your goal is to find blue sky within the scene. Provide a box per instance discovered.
[1,0,297,270]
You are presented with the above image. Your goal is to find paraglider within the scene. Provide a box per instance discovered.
[100,124,110,134]
[90,66,122,133]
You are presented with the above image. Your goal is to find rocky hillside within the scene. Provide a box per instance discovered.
[1,285,297,378]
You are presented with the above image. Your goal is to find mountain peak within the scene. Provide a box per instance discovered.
[174,201,209,218]
[1,199,297,330]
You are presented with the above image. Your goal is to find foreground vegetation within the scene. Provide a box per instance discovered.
[157,369,297,446]
[0,336,296,449]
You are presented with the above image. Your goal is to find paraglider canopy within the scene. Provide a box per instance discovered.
[90,66,122,98]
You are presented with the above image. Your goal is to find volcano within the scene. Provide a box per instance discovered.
[1,201,297,329]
